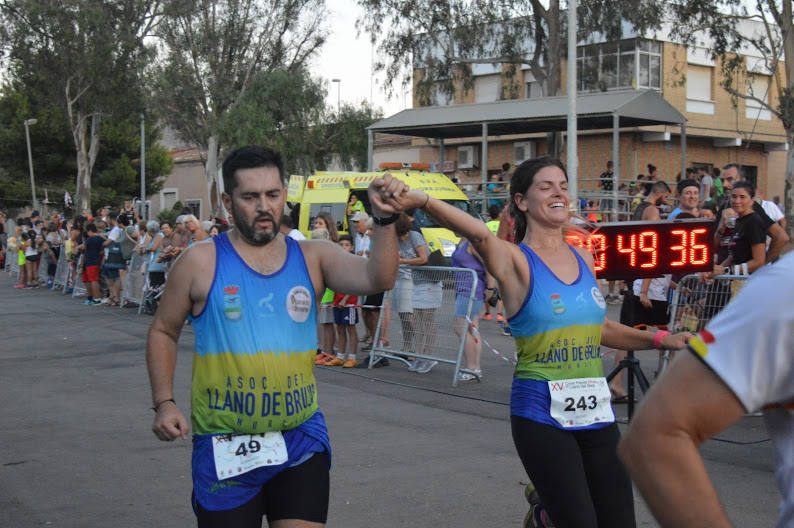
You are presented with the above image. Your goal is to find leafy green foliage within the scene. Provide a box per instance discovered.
[0,84,172,214]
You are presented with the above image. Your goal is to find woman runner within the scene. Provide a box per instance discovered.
[382,156,691,527]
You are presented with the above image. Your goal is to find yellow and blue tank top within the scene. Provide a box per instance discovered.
[190,233,330,511]
[509,244,610,430]
[191,233,323,435]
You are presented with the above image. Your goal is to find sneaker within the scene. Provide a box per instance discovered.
[13,284,25,289]
[314,353,333,365]
[415,359,438,374]
[342,358,358,368]
[457,369,482,382]
[82,299,94,305]
[323,357,345,366]
[502,323,512,336]
[90,299,102,305]
[496,313,506,323]
[483,313,492,321]
[523,483,555,528]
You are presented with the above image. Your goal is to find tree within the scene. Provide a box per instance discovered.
[217,68,327,175]
[0,83,173,214]
[322,101,383,171]
[218,69,383,174]
[0,0,163,213]
[664,1,794,238]
[356,0,662,156]
[151,0,327,217]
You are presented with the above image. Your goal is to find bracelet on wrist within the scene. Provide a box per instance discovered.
[421,194,430,209]
[653,330,670,349]
[151,398,175,413]
[372,213,399,226]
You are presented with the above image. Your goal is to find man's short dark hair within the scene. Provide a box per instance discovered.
[651,181,671,194]
[502,162,511,172]
[677,179,698,195]
[222,145,286,194]
[116,214,130,227]
[86,223,98,234]
[606,160,613,168]
[722,163,745,180]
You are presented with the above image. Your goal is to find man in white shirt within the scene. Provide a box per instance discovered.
[619,251,794,527]
[351,211,371,257]
[278,214,306,241]
[698,167,713,203]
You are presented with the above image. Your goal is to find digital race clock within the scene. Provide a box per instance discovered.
[565,219,715,280]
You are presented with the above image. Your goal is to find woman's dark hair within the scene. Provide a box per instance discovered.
[222,145,285,194]
[509,156,568,243]
[676,212,696,219]
[116,214,130,227]
[647,164,657,174]
[732,181,755,198]
[394,213,414,237]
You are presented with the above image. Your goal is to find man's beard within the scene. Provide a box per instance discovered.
[230,202,280,246]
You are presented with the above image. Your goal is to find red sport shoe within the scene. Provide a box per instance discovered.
[483,313,492,321]
[496,313,506,323]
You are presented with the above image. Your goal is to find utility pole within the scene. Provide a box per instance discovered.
[24,118,38,209]
[140,113,146,220]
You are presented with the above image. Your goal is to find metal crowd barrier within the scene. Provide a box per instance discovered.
[71,255,87,298]
[368,265,479,387]
[52,244,70,290]
[668,273,748,333]
[5,247,19,279]
[121,252,146,308]
[654,273,749,375]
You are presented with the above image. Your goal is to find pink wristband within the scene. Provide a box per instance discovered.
[653,330,670,348]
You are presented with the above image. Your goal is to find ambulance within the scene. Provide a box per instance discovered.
[287,164,480,260]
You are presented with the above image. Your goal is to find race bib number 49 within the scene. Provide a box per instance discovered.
[212,432,288,480]
[548,377,615,428]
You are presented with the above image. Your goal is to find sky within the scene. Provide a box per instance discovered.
[311,0,408,118]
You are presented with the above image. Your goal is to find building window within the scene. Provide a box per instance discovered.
[184,199,201,219]
[746,75,772,120]
[160,188,178,212]
[686,65,714,114]
[577,39,661,93]
[525,80,543,98]
[474,74,501,103]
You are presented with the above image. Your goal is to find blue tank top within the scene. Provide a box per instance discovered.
[190,233,321,435]
[509,243,611,430]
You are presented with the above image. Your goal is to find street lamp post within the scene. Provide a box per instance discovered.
[24,118,38,209]
[332,78,341,113]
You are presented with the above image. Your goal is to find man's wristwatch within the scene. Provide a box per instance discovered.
[372,213,399,226]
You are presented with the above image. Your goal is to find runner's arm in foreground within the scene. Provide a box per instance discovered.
[618,352,743,527]
[146,242,213,441]
[304,175,410,298]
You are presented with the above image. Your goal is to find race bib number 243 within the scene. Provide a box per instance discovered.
[548,377,615,428]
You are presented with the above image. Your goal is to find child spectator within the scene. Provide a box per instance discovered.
[24,230,39,288]
[311,228,337,366]
[324,235,359,368]
[78,223,104,305]
[14,231,29,288]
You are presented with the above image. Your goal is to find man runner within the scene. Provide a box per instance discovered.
[619,251,794,527]
[146,145,406,527]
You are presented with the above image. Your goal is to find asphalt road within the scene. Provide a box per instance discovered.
[0,271,780,527]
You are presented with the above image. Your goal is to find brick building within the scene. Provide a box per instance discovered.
[372,19,787,204]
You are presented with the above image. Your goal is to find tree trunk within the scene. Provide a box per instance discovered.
[785,133,794,240]
[545,1,564,158]
[205,135,221,218]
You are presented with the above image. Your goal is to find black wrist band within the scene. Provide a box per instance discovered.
[151,398,175,412]
[372,213,399,226]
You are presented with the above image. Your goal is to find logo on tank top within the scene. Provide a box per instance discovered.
[286,286,312,323]
[550,294,565,315]
[223,285,242,321]
[590,287,606,309]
